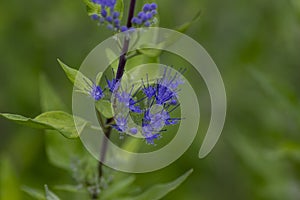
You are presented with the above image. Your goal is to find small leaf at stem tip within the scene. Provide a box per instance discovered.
[95,100,114,119]
[115,0,124,21]
[82,0,100,16]
[175,10,202,33]
[57,58,93,93]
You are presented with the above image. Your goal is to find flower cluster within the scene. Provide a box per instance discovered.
[131,3,158,27]
[90,0,123,31]
[109,67,185,145]
[90,1,158,32]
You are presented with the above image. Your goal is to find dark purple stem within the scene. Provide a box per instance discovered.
[96,0,137,196]
[116,0,136,81]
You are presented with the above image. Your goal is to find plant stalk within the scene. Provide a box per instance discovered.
[95,0,137,198]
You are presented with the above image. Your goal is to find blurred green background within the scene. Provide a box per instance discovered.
[1,0,300,199]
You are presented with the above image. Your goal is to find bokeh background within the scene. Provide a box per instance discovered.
[1,0,300,199]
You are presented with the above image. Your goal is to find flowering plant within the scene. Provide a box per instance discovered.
[0,0,201,199]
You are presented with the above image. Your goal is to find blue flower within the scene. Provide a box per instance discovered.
[101,9,107,17]
[155,85,175,105]
[106,16,113,23]
[153,67,185,105]
[142,74,156,99]
[159,68,185,90]
[132,17,142,25]
[90,85,105,101]
[105,77,117,92]
[90,0,121,32]
[112,115,128,133]
[129,98,142,113]
[142,123,162,145]
[116,91,131,105]
[150,3,157,10]
[112,11,120,19]
[115,89,142,113]
[165,118,181,125]
[120,26,128,32]
[91,14,100,20]
[144,132,161,145]
[129,127,138,135]
[143,4,151,12]
[92,0,116,8]
[143,86,156,99]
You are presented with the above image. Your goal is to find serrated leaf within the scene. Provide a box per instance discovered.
[95,100,114,118]
[22,186,46,200]
[57,59,92,94]
[175,11,201,33]
[45,185,60,200]
[0,111,87,139]
[115,0,124,21]
[118,169,193,200]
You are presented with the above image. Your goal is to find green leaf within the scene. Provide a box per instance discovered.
[115,0,124,21]
[137,44,163,58]
[105,48,119,72]
[0,156,21,200]
[137,10,201,59]
[57,58,92,93]
[119,169,193,200]
[126,54,160,72]
[45,130,86,170]
[22,186,46,200]
[39,75,89,170]
[95,100,114,118]
[0,111,87,139]
[175,11,201,33]
[45,185,60,200]
[82,0,100,16]
[53,185,85,193]
[82,0,123,19]
[96,72,103,86]
[101,176,135,200]
[0,113,47,129]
